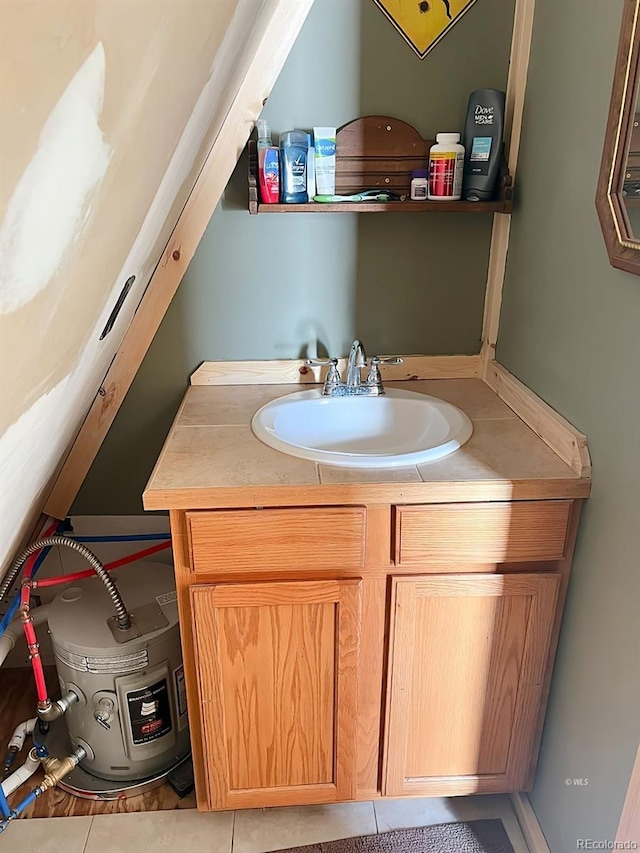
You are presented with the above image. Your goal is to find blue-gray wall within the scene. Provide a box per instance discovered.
[497,0,640,848]
[75,0,514,513]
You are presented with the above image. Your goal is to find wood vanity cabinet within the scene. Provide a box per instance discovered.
[170,498,580,811]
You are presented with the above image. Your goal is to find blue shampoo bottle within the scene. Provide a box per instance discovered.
[280,130,309,203]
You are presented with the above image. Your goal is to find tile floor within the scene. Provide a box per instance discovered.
[3,794,530,852]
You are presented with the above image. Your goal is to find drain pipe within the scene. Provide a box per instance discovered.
[1,749,40,798]
[7,718,36,755]
[3,718,36,778]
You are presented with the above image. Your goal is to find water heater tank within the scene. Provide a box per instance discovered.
[47,561,190,782]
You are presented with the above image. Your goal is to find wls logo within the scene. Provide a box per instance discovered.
[565,777,590,786]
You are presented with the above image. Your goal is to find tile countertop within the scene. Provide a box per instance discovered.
[142,380,591,511]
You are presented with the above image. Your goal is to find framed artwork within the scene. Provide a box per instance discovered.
[596,0,640,274]
[372,0,479,59]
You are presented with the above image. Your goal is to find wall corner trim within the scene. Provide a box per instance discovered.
[481,0,537,372]
[484,360,591,478]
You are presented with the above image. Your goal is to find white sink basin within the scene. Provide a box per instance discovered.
[251,388,473,468]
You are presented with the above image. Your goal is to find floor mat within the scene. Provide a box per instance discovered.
[273,818,516,853]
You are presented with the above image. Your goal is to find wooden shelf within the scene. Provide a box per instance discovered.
[250,198,512,214]
[248,116,514,215]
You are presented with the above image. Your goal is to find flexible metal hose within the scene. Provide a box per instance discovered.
[0,522,58,603]
[0,537,131,630]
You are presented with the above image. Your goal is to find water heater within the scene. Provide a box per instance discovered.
[46,561,189,782]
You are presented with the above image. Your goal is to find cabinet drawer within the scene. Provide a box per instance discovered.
[187,507,366,574]
[395,500,572,565]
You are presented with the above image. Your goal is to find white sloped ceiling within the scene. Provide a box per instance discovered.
[0,0,313,577]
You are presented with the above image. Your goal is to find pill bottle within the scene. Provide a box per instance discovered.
[428,133,465,200]
[410,169,429,200]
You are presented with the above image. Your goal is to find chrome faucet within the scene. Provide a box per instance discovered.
[306,340,403,396]
[346,339,367,388]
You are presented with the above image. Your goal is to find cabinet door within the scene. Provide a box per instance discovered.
[190,579,361,809]
[383,573,559,796]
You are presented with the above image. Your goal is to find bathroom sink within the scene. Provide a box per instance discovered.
[251,388,473,468]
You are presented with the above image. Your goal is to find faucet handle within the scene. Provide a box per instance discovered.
[370,356,404,366]
[305,357,338,368]
[366,356,403,390]
[305,357,341,392]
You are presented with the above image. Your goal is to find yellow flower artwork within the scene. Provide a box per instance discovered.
[372,0,479,59]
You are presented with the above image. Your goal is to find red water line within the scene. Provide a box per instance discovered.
[16,520,59,705]
[22,611,48,702]
[19,584,47,700]
[21,553,39,581]
[104,541,171,570]
[34,541,172,589]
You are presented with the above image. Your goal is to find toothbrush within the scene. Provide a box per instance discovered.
[314,190,407,203]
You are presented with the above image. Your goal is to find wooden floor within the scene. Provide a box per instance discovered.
[0,667,195,818]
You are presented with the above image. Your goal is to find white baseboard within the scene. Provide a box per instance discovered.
[510,793,552,853]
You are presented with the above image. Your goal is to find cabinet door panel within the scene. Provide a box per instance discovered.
[223,599,335,791]
[191,579,361,809]
[383,573,559,797]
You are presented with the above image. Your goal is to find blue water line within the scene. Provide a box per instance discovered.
[69,533,171,543]
[0,596,20,637]
[0,784,11,820]
[0,787,40,831]
[12,788,39,814]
